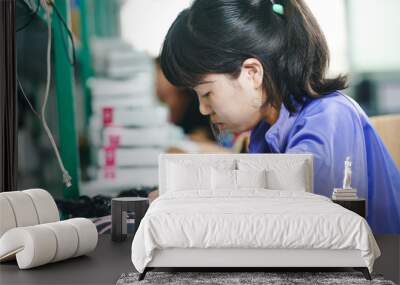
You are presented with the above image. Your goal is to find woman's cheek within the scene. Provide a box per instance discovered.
[214,104,235,122]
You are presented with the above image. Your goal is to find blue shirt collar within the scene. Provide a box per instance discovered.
[249,99,305,153]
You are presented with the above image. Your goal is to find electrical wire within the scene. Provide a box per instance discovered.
[17,0,74,188]
[40,0,72,188]
[16,0,40,32]
[17,0,76,65]
[49,1,76,66]
[17,78,40,119]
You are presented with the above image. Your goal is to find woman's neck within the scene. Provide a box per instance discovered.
[261,103,280,125]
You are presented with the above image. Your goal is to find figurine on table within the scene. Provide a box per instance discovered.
[332,156,358,200]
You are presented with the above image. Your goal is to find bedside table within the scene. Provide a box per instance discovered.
[332,198,366,218]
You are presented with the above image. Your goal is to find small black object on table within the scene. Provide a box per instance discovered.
[111,197,149,242]
[331,198,366,218]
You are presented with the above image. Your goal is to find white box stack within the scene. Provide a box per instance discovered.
[83,38,185,196]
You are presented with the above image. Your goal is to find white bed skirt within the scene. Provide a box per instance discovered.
[148,248,366,268]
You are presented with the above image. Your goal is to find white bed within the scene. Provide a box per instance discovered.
[131,154,380,280]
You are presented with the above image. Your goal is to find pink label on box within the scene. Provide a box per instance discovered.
[104,166,116,179]
[108,134,120,147]
[102,134,120,179]
[102,107,113,126]
[103,149,116,179]
[104,147,115,166]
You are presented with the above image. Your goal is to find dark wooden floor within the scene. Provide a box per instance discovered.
[373,235,400,284]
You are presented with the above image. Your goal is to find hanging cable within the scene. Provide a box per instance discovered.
[17,78,40,119]
[16,0,40,32]
[40,0,72,188]
[49,1,76,66]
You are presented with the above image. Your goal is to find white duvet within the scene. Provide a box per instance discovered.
[131,190,380,273]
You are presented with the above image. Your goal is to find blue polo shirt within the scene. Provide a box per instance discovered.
[249,91,400,234]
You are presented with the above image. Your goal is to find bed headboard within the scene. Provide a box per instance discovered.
[158,153,314,195]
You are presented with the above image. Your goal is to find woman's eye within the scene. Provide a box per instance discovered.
[202,92,211,98]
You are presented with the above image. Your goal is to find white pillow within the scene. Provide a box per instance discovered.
[167,162,211,191]
[236,169,267,189]
[266,166,307,191]
[211,168,236,190]
[211,169,268,190]
[166,159,236,192]
[238,159,308,191]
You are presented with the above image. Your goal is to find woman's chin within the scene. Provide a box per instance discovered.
[217,123,248,133]
[229,124,251,133]
[216,123,226,130]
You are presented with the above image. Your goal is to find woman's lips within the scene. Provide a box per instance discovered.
[215,122,225,129]
[211,119,226,129]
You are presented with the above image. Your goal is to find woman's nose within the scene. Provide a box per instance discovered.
[199,101,212,116]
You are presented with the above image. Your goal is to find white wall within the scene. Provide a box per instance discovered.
[347,0,400,72]
[120,0,192,57]
[305,0,348,76]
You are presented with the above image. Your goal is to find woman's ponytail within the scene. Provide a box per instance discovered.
[283,0,348,107]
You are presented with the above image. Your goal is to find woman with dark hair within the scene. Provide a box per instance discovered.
[160,0,400,234]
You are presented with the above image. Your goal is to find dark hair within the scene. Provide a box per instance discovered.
[181,89,215,140]
[155,56,215,140]
[160,0,348,113]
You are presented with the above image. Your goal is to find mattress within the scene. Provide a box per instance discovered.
[131,190,380,273]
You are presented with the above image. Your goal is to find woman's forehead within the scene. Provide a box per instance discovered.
[195,74,230,87]
[193,76,216,90]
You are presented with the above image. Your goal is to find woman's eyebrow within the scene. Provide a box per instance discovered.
[196,80,215,86]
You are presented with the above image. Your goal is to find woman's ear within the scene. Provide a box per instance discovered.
[241,58,264,89]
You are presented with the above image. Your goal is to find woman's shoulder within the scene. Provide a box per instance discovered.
[290,90,370,134]
[300,91,364,120]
